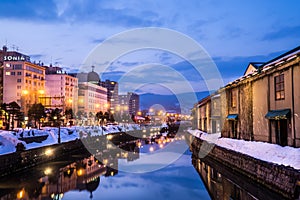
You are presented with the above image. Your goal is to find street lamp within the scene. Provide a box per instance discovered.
[21,89,29,116]
[53,116,64,144]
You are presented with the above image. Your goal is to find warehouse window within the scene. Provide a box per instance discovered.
[275,74,284,100]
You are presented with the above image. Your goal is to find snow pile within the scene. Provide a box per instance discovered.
[0,132,25,155]
[0,124,145,155]
[161,123,168,128]
[188,129,300,170]
[13,128,48,138]
[26,129,57,149]
[105,125,122,133]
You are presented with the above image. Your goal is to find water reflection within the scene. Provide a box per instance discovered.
[0,134,210,200]
[0,137,139,200]
[192,156,288,200]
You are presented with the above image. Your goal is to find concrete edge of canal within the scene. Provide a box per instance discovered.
[0,129,158,178]
[186,134,300,199]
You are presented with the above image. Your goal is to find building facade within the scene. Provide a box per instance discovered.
[193,45,300,147]
[119,92,140,115]
[100,80,119,113]
[194,93,221,134]
[76,70,107,118]
[44,66,78,114]
[1,48,46,116]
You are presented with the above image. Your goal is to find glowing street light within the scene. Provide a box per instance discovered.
[77,168,84,176]
[149,146,154,152]
[17,188,25,199]
[38,89,45,95]
[22,90,29,95]
[44,167,52,175]
[45,148,54,156]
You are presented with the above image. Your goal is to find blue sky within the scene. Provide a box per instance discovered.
[1,0,300,95]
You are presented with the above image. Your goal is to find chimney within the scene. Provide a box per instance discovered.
[2,45,7,52]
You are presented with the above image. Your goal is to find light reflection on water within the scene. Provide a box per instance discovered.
[0,136,210,200]
[63,140,210,200]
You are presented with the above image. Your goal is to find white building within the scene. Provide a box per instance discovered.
[44,66,78,114]
[76,69,108,117]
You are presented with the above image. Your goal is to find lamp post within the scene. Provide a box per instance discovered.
[53,116,61,144]
[21,89,29,116]
[100,118,103,135]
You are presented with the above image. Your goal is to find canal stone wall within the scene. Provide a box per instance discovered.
[0,139,86,177]
[189,136,300,199]
[0,129,158,178]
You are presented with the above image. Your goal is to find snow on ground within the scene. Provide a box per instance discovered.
[0,123,144,156]
[0,132,26,154]
[188,129,300,170]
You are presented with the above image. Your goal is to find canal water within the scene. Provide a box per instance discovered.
[0,136,211,200]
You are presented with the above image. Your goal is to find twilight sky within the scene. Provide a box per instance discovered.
[1,0,300,95]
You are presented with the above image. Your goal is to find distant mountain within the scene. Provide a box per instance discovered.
[140,91,209,113]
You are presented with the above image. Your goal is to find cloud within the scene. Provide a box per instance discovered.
[101,70,126,81]
[0,0,58,21]
[119,61,141,67]
[29,54,46,60]
[262,25,300,41]
[91,38,106,44]
[219,25,244,39]
[1,0,299,92]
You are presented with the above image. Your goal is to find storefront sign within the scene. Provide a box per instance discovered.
[3,55,26,61]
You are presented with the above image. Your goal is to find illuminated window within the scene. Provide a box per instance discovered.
[275,74,284,100]
[5,72,10,75]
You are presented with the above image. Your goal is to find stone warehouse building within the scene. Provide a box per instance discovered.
[193,45,300,147]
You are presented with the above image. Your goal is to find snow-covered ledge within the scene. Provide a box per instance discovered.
[188,129,300,170]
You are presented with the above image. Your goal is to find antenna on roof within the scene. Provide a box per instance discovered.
[92,65,95,72]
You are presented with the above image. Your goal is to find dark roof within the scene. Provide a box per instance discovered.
[243,62,265,76]
[249,62,265,69]
[261,45,300,68]
[197,95,211,107]
[87,71,100,82]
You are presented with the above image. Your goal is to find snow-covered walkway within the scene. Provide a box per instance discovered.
[0,123,144,156]
[188,129,300,170]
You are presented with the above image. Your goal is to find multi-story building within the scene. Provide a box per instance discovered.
[118,92,140,115]
[100,80,119,114]
[1,45,30,105]
[193,45,300,147]
[44,65,78,114]
[193,93,221,134]
[76,70,107,118]
[1,47,46,116]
